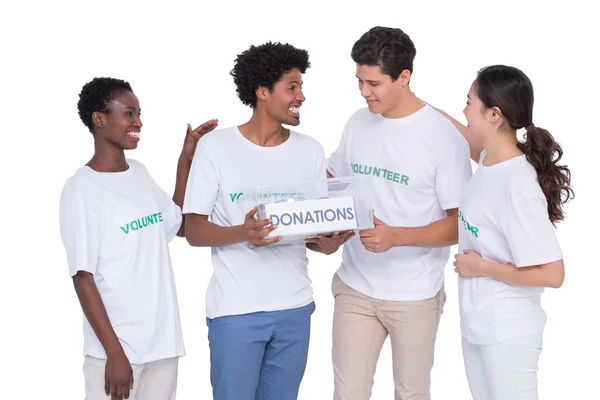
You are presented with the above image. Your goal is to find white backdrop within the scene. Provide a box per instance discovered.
[1,0,598,398]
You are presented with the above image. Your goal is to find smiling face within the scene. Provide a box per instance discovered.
[263,68,305,126]
[463,82,497,141]
[356,64,409,117]
[92,90,143,150]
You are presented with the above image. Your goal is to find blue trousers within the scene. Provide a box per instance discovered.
[207,302,315,400]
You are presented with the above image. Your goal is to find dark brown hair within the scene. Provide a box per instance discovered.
[351,26,416,81]
[475,65,574,224]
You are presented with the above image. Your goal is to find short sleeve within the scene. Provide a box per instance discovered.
[501,195,563,267]
[59,181,100,277]
[182,143,220,216]
[435,141,473,210]
[314,144,327,181]
[327,127,352,178]
[147,173,182,243]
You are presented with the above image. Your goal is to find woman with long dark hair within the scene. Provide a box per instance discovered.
[442,65,573,399]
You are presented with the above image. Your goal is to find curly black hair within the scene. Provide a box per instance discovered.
[77,77,133,133]
[230,42,310,108]
[351,26,416,81]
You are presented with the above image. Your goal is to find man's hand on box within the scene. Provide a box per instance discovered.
[305,230,355,255]
[243,207,282,248]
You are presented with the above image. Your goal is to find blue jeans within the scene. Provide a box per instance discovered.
[206,301,315,400]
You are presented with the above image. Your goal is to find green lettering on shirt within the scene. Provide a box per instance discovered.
[351,163,409,186]
[458,210,479,238]
[120,212,163,235]
[228,191,302,203]
[229,192,244,202]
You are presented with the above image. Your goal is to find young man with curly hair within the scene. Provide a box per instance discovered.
[182,42,352,400]
[326,27,473,400]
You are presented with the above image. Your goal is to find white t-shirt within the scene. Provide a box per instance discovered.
[457,150,563,345]
[59,159,185,364]
[182,126,327,319]
[327,105,472,301]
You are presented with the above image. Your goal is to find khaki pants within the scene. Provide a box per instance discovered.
[332,273,445,400]
[83,356,178,400]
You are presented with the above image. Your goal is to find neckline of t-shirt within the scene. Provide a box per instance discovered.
[234,126,297,152]
[479,153,526,170]
[375,103,431,125]
[82,161,134,175]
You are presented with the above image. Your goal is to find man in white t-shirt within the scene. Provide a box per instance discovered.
[326,27,473,400]
[182,42,353,400]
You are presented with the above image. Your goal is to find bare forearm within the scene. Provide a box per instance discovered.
[173,155,192,237]
[185,215,246,247]
[436,108,468,140]
[433,107,482,163]
[73,272,123,355]
[393,215,458,248]
[482,259,565,288]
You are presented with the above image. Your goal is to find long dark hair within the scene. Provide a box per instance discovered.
[475,65,574,224]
